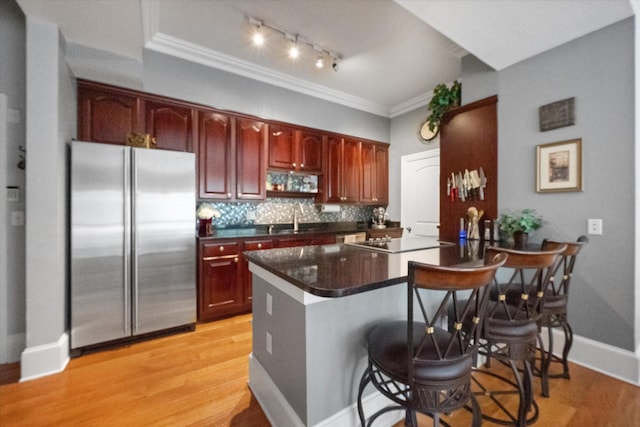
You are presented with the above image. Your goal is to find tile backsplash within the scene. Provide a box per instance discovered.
[197,199,378,228]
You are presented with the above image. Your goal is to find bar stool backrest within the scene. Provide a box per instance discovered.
[484,245,566,322]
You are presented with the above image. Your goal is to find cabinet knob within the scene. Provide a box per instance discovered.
[293,162,297,168]
[257,243,262,249]
[227,193,232,199]
[237,192,242,198]
[151,136,157,145]
[300,163,304,168]
[219,246,224,251]
[234,257,238,263]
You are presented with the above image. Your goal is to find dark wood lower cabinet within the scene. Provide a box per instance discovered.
[198,241,241,322]
[198,232,336,322]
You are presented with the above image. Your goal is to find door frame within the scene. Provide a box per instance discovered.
[400,149,440,236]
[0,94,8,363]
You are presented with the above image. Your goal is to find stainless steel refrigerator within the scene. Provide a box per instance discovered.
[70,140,196,352]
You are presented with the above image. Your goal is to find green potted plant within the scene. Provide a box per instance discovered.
[498,209,543,246]
[426,80,462,133]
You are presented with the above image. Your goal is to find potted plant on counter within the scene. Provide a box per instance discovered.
[498,209,543,246]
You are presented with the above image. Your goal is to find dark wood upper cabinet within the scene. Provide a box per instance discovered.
[268,124,297,170]
[78,80,390,206]
[268,125,324,173]
[236,118,267,200]
[360,142,389,205]
[324,136,360,203]
[78,80,195,152]
[198,111,235,200]
[145,101,194,152]
[297,130,324,173]
[439,96,498,241]
[78,84,144,145]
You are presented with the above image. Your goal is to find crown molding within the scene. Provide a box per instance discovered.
[390,92,430,118]
[145,32,392,118]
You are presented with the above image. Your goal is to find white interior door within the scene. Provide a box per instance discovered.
[401,150,440,237]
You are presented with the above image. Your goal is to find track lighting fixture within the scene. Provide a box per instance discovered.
[286,34,300,59]
[245,14,342,71]
[248,16,264,46]
[314,47,324,68]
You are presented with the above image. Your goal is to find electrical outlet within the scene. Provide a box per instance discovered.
[587,218,603,235]
[266,293,272,315]
[246,210,256,221]
[266,331,272,355]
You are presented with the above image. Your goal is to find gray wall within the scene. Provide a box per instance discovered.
[0,0,26,363]
[390,18,635,351]
[496,18,635,350]
[22,15,75,373]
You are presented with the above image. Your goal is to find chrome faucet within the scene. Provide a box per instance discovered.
[293,202,303,232]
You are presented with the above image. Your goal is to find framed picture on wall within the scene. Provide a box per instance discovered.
[536,139,582,192]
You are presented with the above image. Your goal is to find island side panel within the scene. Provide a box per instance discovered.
[252,274,309,424]
[305,285,407,426]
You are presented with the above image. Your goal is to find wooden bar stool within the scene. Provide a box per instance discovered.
[473,245,565,427]
[356,253,507,427]
[537,236,588,397]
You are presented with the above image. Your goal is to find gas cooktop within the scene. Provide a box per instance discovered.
[345,237,452,254]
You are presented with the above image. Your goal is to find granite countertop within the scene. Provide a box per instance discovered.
[244,239,482,297]
[199,221,371,240]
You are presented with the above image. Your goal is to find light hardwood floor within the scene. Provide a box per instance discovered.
[1,313,639,426]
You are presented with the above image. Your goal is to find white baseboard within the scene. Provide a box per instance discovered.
[20,332,69,382]
[248,353,403,427]
[545,328,640,386]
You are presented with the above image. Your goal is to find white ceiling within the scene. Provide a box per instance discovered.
[16,0,635,117]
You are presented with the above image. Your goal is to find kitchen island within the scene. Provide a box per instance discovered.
[244,238,480,427]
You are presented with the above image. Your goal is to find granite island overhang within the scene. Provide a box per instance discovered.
[243,240,480,426]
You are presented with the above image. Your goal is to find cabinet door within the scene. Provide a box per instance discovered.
[78,84,144,144]
[268,124,296,170]
[299,130,324,173]
[341,138,361,203]
[198,111,235,200]
[146,101,194,152]
[199,242,241,321]
[360,142,375,204]
[324,136,343,203]
[360,142,389,204]
[242,239,276,305]
[236,118,267,200]
[374,144,389,204]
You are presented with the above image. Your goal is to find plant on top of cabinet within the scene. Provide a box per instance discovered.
[419,80,461,143]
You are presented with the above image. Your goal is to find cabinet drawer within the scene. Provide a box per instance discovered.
[202,241,239,258]
[244,239,276,251]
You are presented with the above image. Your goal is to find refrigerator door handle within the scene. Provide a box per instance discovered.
[131,148,139,334]
[123,148,132,336]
